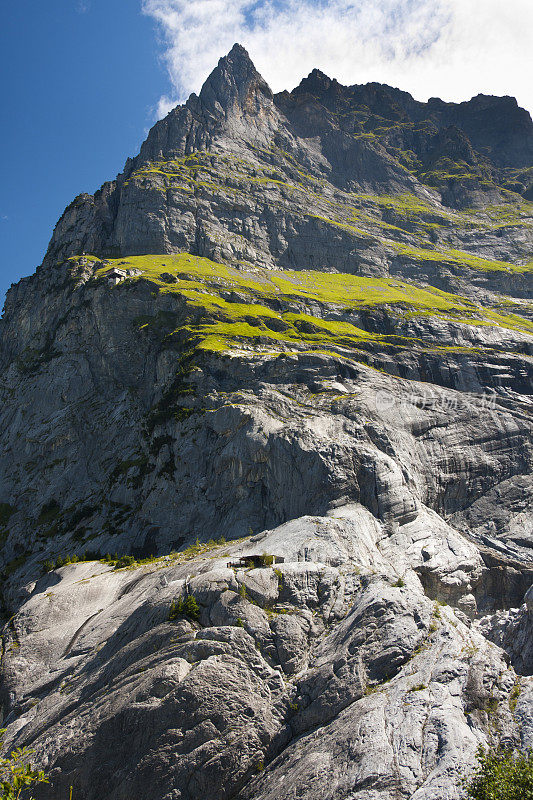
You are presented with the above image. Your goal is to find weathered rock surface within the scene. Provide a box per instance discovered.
[0,44,532,800]
[477,584,533,675]
[39,46,533,302]
[1,517,532,800]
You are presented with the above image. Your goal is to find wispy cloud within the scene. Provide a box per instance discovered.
[76,0,91,13]
[142,0,533,120]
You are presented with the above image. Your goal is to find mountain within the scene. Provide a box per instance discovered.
[0,44,532,800]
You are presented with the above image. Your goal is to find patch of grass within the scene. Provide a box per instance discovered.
[87,253,533,361]
[478,202,533,225]
[389,240,532,274]
[91,253,442,307]
[355,192,455,225]
[509,679,522,713]
[96,253,533,314]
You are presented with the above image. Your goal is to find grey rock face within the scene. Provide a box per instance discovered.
[39,48,533,304]
[477,588,533,675]
[0,520,530,800]
[0,44,532,800]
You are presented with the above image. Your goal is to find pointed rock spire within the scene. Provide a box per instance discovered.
[293,68,337,97]
[138,44,276,164]
[192,43,273,120]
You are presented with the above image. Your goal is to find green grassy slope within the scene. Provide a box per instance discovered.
[88,254,533,357]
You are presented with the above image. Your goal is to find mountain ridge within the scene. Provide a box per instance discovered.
[37,44,533,274]
[0,43,532,800]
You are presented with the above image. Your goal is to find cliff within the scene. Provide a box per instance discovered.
[0,44,532,799]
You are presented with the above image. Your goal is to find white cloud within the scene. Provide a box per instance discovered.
[142,0,533,120]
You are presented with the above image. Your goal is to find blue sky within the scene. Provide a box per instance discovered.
[144,0,533,117]
[1,0,531,309]
[0,0,170,307]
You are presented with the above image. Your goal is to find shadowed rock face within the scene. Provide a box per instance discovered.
[0,44,532,800]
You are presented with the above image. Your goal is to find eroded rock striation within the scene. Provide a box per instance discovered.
[0,44,532,799]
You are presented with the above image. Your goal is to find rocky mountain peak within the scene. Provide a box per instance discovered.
[133,43,276,173]
[0,43,532,800]
[293,68,336,96]
[193,42,273,120]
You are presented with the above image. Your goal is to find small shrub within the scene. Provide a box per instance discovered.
[235,617,244,627]
[485,697,499,716]
[3,554,28,577]
[113,555,135,569]
[169,597,184,620]
[169,594,200,621]
[0,728,48,798]
[461,644,479,657]
[509,680,521,713]
[183,594,200,620]
[37,500,61,526]
[274,568,283,590]
[238,583,248,599]
[392,577,405,588]
[462,745,533,800]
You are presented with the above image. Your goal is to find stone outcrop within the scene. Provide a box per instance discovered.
[0,44,532,800]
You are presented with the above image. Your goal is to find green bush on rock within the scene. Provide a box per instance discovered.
[169,594,200,621]
[0,728,48,799]
[462,746,533,800]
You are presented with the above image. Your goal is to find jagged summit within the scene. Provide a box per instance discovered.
[40,44,533,270]
[134,43,276,169]
[225,42,253,62]
[194,42,273,119]
[292,68,337,96]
